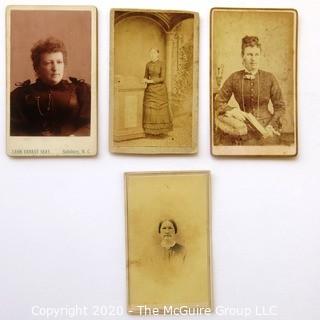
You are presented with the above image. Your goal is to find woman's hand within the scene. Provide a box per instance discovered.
[225,108,246,122]
[264,125,280,138]
[143,78,154,84]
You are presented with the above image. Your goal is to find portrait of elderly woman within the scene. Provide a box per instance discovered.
[10,37,91,136]
[158,219,186,262]
[215,35,286,146]
[125,171,211,313]
[211,8,297,155]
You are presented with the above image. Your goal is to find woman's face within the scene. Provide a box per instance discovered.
[149,49,159,62]
[36,51,64,86]
[242,46,260,72]
[160,220,175,240]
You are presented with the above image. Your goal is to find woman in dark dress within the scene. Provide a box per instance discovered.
[10,37,90,136]
[158,219,186,262]
[142,48,172,136]
[215,36,286,145]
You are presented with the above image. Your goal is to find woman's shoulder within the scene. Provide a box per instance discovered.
[11,78,90,94]
[222,70,244,85]
[68,77,90,86]
[258,69,277,78]
[227,70,245,80]
[10,79,33,97]
[227,70,277,81]
[172,243,185,253]
[67,77,91,94]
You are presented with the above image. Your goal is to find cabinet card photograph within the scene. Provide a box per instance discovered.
[125,171,212,315]
[6,6,97,157]
[110,9,199,154]
[211,8,297,156]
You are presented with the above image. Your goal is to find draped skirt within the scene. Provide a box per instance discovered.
[143,83,172,135]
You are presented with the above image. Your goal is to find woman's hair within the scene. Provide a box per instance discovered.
[31,37,67,70]
[158,219,178,234]
[241,36,261,56]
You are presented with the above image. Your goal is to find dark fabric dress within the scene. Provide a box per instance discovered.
[10,77,91,136]
[162,243,186,262]
[143,60,172,135]
[215,69,286,145]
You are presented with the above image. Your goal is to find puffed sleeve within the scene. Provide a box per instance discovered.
[269,74,286,129]
[74,81,91,136]
[10,87,29,136]
[152,61,165,84]
[215,73,235,114]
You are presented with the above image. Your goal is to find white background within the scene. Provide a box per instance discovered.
[0,0,319,320]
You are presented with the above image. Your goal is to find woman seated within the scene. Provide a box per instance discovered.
[142,48,172,137]
[215,36,286,145]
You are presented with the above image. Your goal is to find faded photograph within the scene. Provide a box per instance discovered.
[125,171,212,314]
[158,219,186,263]
[6,6,97,157]
[211,9,297,156]
[110,9,199,154]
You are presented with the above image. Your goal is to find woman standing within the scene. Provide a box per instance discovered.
[142,48,172,136]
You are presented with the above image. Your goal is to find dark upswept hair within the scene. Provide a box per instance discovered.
[31,37,67,70]
[241,36,261,56]
[158,219,178,234]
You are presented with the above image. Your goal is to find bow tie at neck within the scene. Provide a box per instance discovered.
[243,69,258,80]
[244,73,255,80]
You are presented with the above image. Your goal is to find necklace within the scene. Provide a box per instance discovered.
[36,92,52,117]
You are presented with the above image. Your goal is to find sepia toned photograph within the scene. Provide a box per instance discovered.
[125,171,212,315]
[110,9,199,154]
[6,6,97,157]
[211,8,297,156]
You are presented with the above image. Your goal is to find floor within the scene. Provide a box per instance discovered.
[113,113,193,148]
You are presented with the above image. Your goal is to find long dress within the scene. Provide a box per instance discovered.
[143,60,172,135]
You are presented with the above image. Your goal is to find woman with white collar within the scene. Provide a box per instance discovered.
[158,219,186,263]
[215,36,286,145]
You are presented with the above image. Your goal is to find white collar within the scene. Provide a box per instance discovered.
[161,240,176,250]
[244,68,258,75]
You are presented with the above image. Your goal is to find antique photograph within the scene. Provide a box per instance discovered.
[6,6,97,156]
[110,9,199,154]
[125,171,212,314]
[211,8,297,156]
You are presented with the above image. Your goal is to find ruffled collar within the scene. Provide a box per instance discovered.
[161,239,176,250]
